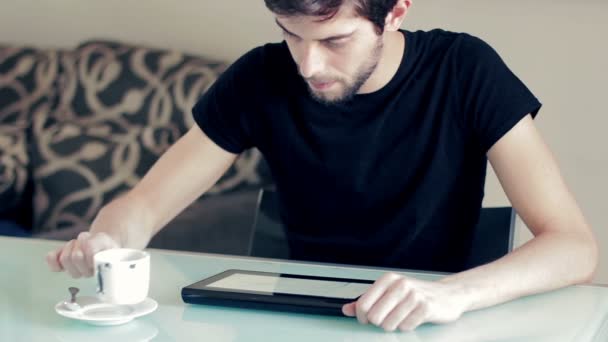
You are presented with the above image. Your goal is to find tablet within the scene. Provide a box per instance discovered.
[181,269,375,316]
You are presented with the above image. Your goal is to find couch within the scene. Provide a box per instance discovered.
[0,39,272,255]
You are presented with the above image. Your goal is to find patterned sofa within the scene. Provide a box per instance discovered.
[0,40,271,254]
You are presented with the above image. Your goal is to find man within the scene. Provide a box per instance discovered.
[47,0,598,332]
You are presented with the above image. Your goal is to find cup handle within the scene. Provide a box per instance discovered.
[97,264,104,295]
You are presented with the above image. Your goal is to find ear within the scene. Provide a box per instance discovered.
[384,0,413,32]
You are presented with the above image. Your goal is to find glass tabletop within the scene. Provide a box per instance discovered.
[1,236,607,342]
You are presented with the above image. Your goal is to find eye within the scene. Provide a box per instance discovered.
[323,38,349,49]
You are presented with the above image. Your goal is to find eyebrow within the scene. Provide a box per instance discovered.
[274,19,355,42]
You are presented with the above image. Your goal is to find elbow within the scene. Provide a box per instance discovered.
[578,232,599,284]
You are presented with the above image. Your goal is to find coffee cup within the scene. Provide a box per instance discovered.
[94,248,150,305]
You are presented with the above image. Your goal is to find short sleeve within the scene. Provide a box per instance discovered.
[457,35,542,152]
[192,47,263,154]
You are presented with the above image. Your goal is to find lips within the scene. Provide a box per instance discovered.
[309,81,335,90]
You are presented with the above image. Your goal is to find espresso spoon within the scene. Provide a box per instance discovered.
[62,287,82,311]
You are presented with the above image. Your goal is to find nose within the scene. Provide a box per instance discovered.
[297,43,324,79]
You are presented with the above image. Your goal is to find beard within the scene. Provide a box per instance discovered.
[304,37,384,106]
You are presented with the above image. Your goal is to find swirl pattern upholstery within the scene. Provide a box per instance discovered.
[0,41,271,253]
[1,46,61,228]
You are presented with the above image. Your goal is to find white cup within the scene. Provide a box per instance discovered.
[94,248,150,305]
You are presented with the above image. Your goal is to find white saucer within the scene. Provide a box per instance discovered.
[55,296,158,326]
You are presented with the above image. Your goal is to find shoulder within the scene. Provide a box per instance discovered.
[219,41,296,95]
[408,29,498,60]
[229,41,293,76]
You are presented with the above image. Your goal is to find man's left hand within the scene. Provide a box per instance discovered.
[342,272,468,332]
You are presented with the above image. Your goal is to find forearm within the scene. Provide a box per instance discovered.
[88,127,237,249]
[121,126,236,239]
[440,230,598,312]
[89,193,157,250]
[468,116,600,311]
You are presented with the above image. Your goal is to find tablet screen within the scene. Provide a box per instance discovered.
[206,273,372,299]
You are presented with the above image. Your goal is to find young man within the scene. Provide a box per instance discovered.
[47,0,598,332]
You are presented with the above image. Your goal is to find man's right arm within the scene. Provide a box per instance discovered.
[46,126,238,278]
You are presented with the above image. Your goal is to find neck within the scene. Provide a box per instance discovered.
[357,30,406,94]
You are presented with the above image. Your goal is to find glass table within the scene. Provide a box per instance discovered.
[1,236,606,341]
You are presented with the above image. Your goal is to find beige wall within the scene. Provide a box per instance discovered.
[1,0,607,283]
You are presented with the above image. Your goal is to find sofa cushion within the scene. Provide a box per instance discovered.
[29,40,272,234]
[56,39,272,193]
[0,45,62,226]
[0,219,31,237]
[0,46,59,124]
[30,116,179,233]
[0,126,29,215]
[30,115,270,234]
[55,39,227,131]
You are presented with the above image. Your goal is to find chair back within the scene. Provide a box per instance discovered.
[464,206,515,269]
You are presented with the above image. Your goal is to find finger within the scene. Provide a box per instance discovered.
[81,232,120,276]
[356,272,401,324]
[70,238,89,277]
[46,248,63,272]
[367,279,411,327]
[398,303,429,332]
[59,240,81,278]
[77,232,95,277]
[381,291,417,332]
[342,302,356,316]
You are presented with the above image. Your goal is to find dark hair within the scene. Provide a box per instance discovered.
[264,0,399,34]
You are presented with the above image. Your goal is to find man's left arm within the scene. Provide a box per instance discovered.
[343,114,599,331]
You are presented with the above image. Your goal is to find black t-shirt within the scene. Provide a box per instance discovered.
[193,29,541,272]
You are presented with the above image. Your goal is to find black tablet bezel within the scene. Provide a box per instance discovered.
[181,269,376,316]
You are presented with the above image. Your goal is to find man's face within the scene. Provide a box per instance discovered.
[275,5,384,105]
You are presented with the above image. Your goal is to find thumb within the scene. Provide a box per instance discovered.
[342,302,357,316]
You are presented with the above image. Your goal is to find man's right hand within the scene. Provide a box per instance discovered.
[46,231,120,278]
